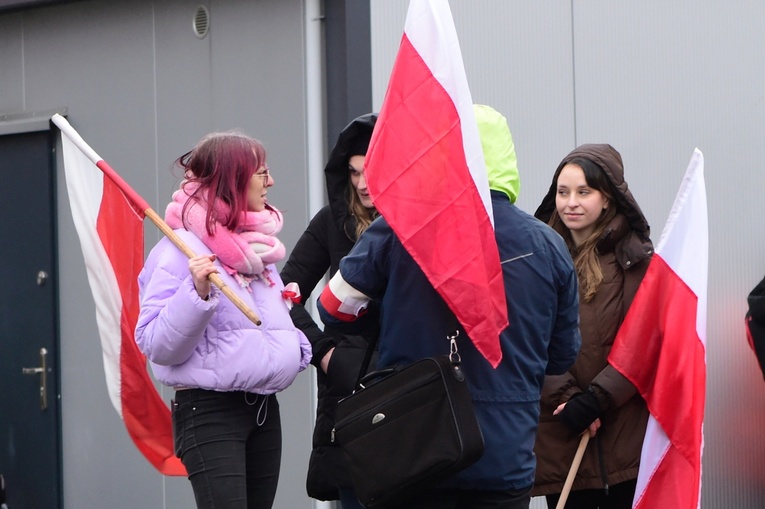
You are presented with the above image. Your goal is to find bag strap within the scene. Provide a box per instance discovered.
[352,309,461,390]
[354,332,379,389]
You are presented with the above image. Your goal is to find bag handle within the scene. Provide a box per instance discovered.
[352,310,462,391]
[357,367,398,389]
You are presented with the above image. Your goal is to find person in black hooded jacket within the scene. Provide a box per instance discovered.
[280,113,379,508]
[746,275,765,380]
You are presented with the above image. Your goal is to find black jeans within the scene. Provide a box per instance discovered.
[172,389,282,509]
[545,479,637,509]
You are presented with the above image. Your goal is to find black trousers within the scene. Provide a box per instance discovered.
[391,485,532,509]
[545,479,637,509]
[173,389,282,509]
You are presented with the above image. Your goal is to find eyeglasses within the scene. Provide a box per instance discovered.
[256,164,270,184]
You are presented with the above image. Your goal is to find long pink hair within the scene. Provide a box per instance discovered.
[176,131,277,235]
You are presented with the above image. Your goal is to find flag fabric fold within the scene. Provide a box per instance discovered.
[58,115,185,476]
[365,0,508,367]
[609,148,707,508]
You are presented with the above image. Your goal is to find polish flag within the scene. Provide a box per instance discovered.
[365,0,507,367]
[54,114,185,476]
[609,149,707,508]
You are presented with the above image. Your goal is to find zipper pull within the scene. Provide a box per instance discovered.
[331,428,336,443]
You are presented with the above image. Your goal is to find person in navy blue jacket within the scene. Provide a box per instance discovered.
[318,105,581,509]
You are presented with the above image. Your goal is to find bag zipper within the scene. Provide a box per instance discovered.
[331,365,443,442]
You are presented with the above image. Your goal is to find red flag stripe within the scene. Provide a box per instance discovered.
[366,2,507,367]
[97,177,185,475]
[96,160,151,214]
[634,442,700,509]
[609,149,706,508]
[57,114,185,476]
[609,255,705,465]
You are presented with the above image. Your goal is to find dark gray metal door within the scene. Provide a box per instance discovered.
[0,129,61,508]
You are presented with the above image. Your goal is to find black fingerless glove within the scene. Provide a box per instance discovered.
[558,387,601,435]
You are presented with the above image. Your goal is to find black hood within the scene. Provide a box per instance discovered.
[747,276,765,380]
[324,113,378,241]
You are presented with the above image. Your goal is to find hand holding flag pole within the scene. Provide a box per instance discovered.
[138,209,261,325]
[52,113,261,325]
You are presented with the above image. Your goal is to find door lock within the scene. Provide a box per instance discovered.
[22,347,48,410]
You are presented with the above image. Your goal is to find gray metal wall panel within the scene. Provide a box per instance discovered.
[154,0,215,233]
[0,0,314,508]
[0,13,24,112]
[372,1,765,508]
[206,0,311,257]
[448,1,576,215]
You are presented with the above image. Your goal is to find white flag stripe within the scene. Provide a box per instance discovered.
[655,148,708,344]
[633,415,671,506]
[404,0,492,225]
[629,148,707,509]
[61,133,123,417]
[52,114,104,164]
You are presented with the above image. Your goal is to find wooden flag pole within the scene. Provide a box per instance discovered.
[143,209,261,325]
[52,113,261,325]
[555,433,590,509]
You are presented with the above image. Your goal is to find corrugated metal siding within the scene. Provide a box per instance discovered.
[371,2,765,508]
[0,1,314,508]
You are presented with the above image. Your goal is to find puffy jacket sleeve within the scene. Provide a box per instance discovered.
[590,363,637,410]
[540,373,582,408]
[590,257,650,409]
[280,208,337,368]
[135,246,218,366]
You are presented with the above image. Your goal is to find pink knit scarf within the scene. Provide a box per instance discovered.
[164,182,286,287]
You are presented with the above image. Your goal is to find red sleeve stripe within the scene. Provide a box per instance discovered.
[319,274,370,322]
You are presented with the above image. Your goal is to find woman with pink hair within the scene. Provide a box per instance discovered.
[135,131,312,509]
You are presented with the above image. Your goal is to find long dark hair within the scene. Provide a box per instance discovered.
[347,178,378,239]
[548,157,618,302]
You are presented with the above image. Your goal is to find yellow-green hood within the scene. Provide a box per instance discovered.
[474,104,520,203]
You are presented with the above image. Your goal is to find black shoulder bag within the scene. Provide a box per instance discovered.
[332,328,484,508]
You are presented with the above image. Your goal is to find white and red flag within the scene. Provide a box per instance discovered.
[609,148,707,508]
[365,0,508,367]
[54,114,186,476]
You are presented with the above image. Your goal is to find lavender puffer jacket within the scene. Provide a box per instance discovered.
[135,229,312,394]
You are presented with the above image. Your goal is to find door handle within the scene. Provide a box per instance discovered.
[22,347,48,410]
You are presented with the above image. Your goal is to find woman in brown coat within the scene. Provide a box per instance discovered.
[533,144,653,509]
